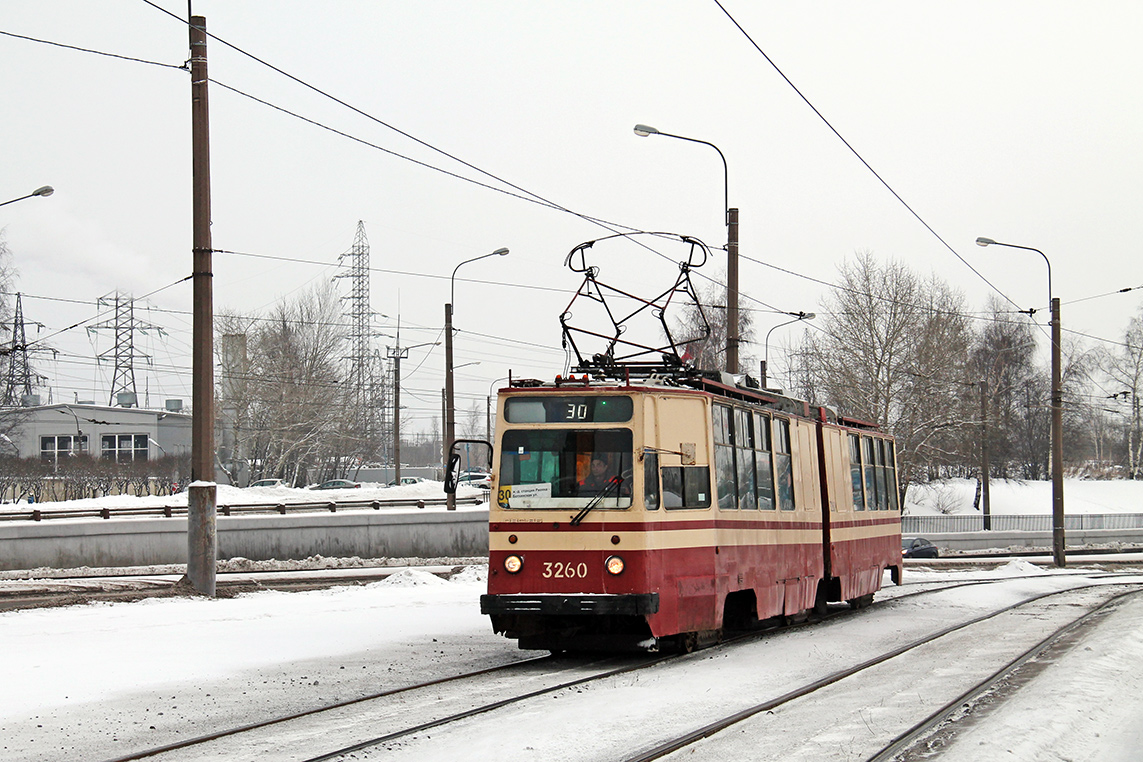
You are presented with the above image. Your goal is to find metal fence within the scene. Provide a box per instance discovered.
[903,513,1143,534]
[0,493,488,523]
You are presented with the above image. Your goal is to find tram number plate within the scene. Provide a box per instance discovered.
[542,561,589,579]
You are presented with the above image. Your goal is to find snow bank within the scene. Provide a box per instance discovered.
[905,478,1143,516]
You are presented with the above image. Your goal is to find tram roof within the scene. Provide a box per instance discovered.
[498,369,884,433]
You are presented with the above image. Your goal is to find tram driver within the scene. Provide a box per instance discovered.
[579,455,615,494]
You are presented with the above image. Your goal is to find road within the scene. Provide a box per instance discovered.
[1,561,1141,762]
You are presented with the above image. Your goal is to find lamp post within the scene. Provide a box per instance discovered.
[1,186,54,208]
[976,236,1064,566]
[634,124,739,374]
[761,312,815,389]
[445,248,508,509]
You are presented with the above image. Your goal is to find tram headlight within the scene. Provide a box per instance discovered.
[504,555,524,574]
[605,555,625,575]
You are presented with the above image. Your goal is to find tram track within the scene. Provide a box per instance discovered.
[91,577,923,762]
[68,573,1142,762]
[99,652,674,762]
[621,578,1143,762]
[110,575,1063,762]
[866,586,1143,762]
[98,653,554,762]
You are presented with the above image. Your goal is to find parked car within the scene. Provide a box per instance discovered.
[247,478,284,488]
[456,471,492,489]
[387,476,426,487]
[310,479,361,490]
[902,537,939,559]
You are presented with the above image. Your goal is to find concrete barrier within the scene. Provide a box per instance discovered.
[0,507,490,571]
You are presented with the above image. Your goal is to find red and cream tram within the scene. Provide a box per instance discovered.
[472,373,902,652]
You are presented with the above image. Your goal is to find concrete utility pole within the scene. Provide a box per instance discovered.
[188,15,217,596]
[388,346,405,485]
[726,207,740,374]
[388,337,438,485]
[980,378,991,530]
[1051,296,1064,566]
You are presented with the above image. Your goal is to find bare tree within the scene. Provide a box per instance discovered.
[1100,308,1143,478]
[217,283,349,486]
[672,272,754,373]
[969,299,1040,479]
[791,251,974,492]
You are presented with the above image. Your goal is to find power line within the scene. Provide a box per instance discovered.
[0,28,186,70]
[11,13,1142,364]
[0,17,829,324]
[712,0,1024,315]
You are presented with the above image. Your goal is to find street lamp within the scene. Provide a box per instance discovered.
[0,433,20,458]
[761,312,815,389]
[0,186,54,207]
[976,236,1065,566]
[634,124,740,374]
[445,247,508,509]
[56,408,84,450]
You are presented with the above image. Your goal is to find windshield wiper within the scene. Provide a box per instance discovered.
[570,476,623,526]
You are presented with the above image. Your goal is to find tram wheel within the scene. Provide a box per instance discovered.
[670,632,698,653]
[813,582,830,617]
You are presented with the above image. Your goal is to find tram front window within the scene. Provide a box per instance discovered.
[499,429,633,508]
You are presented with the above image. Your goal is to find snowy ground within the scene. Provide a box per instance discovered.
[8,477,1141,519]
[4,479,1143,760]
[904,477,1143,515]
[2,562,1143,762]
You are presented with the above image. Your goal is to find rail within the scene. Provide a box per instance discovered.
[0,493,488,523]
[903,513,1143,533]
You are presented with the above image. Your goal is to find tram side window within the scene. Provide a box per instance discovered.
[774,418,795,511]
[849,434,865,511]
[713,404,737,510]
[884,442,900,511]
[662,466,712,509]
[644,452,660,510]
[874,438,889,511]
[735,409,757,509]
[862,437,881,511]
[755,412,774,510]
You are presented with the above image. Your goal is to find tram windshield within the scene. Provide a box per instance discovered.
[498,428,633,509]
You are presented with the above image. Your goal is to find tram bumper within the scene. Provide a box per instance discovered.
[482,593,660,651]
[481,593,659,616]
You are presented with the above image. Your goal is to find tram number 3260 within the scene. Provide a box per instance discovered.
[542,561,589,579]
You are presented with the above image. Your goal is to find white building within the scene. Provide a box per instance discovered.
[2,401,191,464]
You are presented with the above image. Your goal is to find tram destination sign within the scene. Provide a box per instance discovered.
[505,395,633,424]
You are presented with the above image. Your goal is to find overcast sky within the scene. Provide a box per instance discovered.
[3,1,1142,430]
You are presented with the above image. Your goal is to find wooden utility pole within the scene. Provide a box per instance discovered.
[187,14,216,596]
